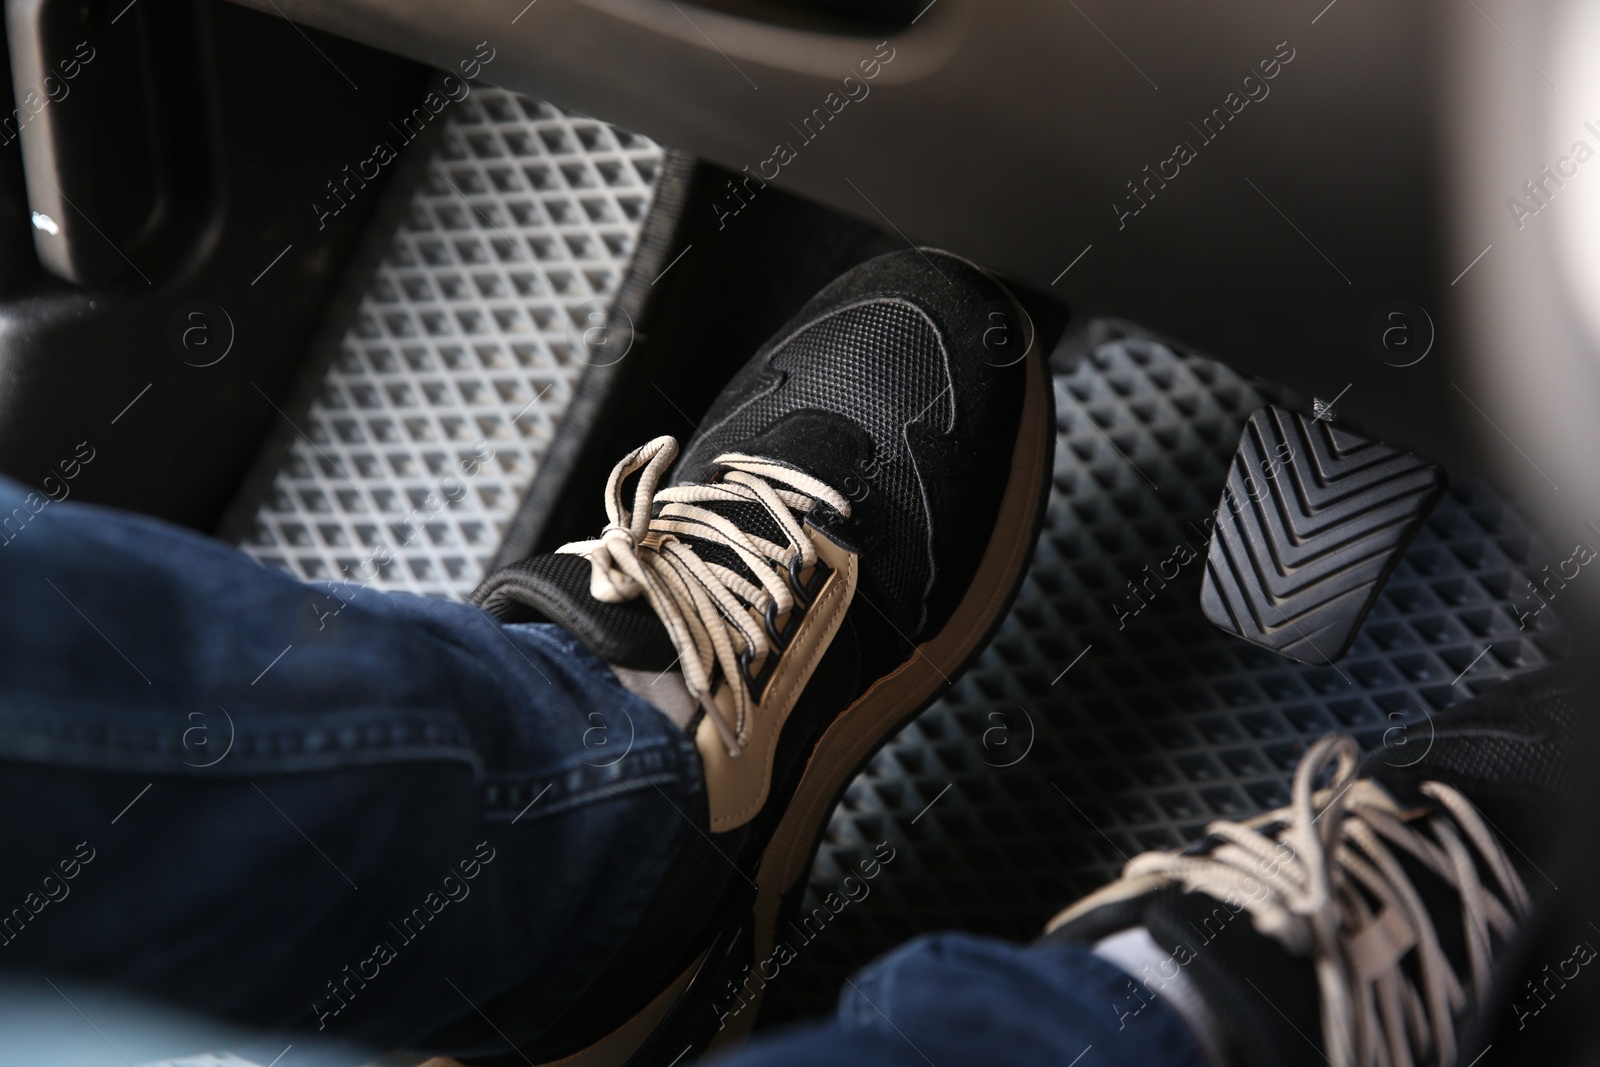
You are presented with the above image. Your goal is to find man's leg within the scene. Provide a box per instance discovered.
[0,248,1053,1064]
[0,474,702,1054]
[708,932,1209,1067]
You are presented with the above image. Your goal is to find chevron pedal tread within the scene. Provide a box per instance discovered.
[1199,405,1446,665]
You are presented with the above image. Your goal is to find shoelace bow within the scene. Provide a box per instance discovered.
[557,435,851,757]
[1101,735,1529,1067]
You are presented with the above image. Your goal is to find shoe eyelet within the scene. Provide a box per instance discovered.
[787,555,832,607]
[737,644,779,702]
[764,600,801,650]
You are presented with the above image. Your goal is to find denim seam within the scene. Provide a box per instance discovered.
[479,736,691,817]
[0,709,480,768]
[0,738,485,777]
[481,769,689,823]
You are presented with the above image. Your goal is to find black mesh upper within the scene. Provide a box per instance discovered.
[677,300,951,634]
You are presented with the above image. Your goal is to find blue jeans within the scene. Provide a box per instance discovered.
[713,933,1207,1067]
[0,475,1205,1066]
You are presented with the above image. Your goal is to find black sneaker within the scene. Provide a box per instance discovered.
[462,248,1054,1063]
[1044,666,1580,1067]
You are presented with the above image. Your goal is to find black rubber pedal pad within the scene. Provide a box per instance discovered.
[1199,405,1447,665]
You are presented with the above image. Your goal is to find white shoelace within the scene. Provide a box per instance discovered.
[1071,735,1529,1067]
[556,435,851,757]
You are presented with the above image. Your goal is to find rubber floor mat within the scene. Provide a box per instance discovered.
[758,327,1567,1025]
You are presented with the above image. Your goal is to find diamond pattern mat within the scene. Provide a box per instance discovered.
[238,91,663,598]
[758,333,1567,1025]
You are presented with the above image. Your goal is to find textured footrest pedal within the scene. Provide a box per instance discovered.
[1199,404,1446,665]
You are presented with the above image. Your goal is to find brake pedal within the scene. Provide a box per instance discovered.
[1198,404,1446,665]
